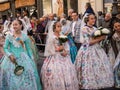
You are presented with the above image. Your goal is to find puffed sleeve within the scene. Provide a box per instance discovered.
[24,36,34,60]
[3,35,12,57]
[81,27,90,44]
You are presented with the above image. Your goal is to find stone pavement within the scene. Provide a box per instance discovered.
[36,52,45,74]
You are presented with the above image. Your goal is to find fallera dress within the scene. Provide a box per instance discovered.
[75,26,114,89]
[113,32,120,88]
[0,33,42,90]
[41,34,79,90]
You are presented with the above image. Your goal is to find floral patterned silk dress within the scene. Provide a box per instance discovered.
[113,32,120,88]
[75,26,114,89]
[41,35,79,90]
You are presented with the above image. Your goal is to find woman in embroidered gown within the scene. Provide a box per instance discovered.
[41,21,79,90]
[0,20,42,90]
[112,20,120,88]
[60,18,77,64]
[75,14,114,89]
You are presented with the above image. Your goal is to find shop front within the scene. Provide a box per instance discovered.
[103,0,120,14]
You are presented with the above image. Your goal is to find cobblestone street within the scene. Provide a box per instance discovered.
[37,52,45,74]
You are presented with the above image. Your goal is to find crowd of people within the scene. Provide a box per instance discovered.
[0,2,120,90]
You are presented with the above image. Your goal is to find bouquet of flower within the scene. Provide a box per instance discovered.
[92,27,110,48]
[58,34,68,45]
[92,27,110,37]
[14,60,24,76]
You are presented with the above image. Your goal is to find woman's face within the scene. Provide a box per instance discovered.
[12,20,22,32]
[88,15,96,26]
[114,22,120,32]
[55,22,61,33]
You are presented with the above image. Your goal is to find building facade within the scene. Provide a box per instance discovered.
[0,0,120,19]
[78,0,104,15]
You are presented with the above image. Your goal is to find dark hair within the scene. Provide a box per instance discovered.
[86,2,92,9]
[23,10,29,17]
[98,11,103,16]
[61,19,66,25]
[84,13,95,24]
[83,2,95,16]
[72,11,78,15]
[27,30,33,36]
[53,21,60,32]
[17,20,24,30]
[53,21,57,32]
[113,19,120,25]
[16,11,21,15]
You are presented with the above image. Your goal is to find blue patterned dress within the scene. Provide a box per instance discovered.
[0,33,42,90]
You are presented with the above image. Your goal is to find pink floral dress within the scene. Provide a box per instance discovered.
[75,26,114,89]
[41,35,79,90]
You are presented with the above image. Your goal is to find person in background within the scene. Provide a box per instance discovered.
[3,17,11,34]
[101,13,112,31]
[97,11,104,27]
[60,17,77,64]
[104,14,120,69]
[71,11,81,51]
[67,9,74,21]
[22,10,32,34]
[44,13,56,52]
[16,11,22,20]
[42,14,48,28]
[27,29,40,64]
[100,13,113,55]
[112,19,120,89]
[83,2,95,17]
[75,14,114,90]
[44,13,55,34]
[35,18,47,52]
[30,17,37,33]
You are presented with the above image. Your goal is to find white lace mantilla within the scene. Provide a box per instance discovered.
[7,34,25,48]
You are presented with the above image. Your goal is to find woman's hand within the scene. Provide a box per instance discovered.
[61,50,67,57]
[90,35,106,45]
[55,45,64,52]
[98,35,106,40]
[9,55,16,63]
[92,35,106,40]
